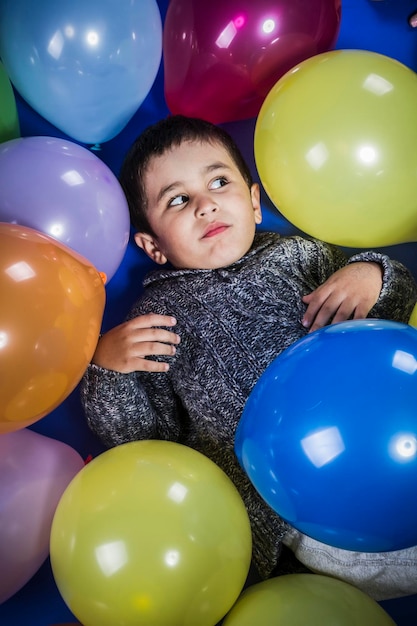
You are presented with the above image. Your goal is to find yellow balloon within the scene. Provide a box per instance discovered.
[255,50,417,247]
[409,303,417,328]
[50,441,252,626]
[222,574,396,626]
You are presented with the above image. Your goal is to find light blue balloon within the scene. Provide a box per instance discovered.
[0,0,162,144]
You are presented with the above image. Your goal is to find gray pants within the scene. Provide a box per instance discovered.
[284,528,417,600]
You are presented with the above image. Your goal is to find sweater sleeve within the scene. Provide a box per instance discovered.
[80,363,183,449]
[347,250,417,322]
[291,236,417,323]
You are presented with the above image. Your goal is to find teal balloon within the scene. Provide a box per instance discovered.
[235,319,417,552]
[0,0,162,144]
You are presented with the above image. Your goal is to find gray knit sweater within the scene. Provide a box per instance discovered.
[81,232,417,578]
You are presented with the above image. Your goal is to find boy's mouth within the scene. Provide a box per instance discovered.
[202,222,229,238]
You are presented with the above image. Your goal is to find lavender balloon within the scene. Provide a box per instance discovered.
[0,429,84,604]
[0,136,130,282]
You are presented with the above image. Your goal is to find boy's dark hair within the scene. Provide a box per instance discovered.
[119,115,254,235]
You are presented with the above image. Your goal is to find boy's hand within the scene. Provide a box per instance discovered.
[301,262,383,333]
[91,314,180,373]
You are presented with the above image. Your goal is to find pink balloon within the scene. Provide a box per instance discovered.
[0,429,84,604]
[164,0,341,124]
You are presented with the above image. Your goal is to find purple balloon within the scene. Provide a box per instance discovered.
[0,429,84,604]
[0,136,130,282]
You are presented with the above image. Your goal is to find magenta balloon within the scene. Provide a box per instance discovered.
[164,0,341,124]
[0,136,130,282]
[0,429,84,604]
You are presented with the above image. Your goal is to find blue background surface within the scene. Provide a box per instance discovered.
[1,0,417,623]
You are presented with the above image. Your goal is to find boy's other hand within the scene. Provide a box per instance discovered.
[91,314,180,373]
[301,262,383,333]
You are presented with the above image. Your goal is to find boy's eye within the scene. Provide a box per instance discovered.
[168,194,188,207]
[210,176,228,190]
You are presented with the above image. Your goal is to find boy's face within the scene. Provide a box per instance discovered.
[135,140,262,270]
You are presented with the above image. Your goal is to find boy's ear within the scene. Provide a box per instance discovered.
[134,232,168,265]
[251,183,262,224]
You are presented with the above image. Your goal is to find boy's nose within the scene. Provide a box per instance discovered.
[196,198,218,217]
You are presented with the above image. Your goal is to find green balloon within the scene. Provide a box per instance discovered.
[223,574,396,625]
[0,61,20,143]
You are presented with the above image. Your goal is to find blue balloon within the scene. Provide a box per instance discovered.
[235,319,417,552]
[0,0,162,144]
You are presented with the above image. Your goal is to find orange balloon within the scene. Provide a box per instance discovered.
[0,223,105,432]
